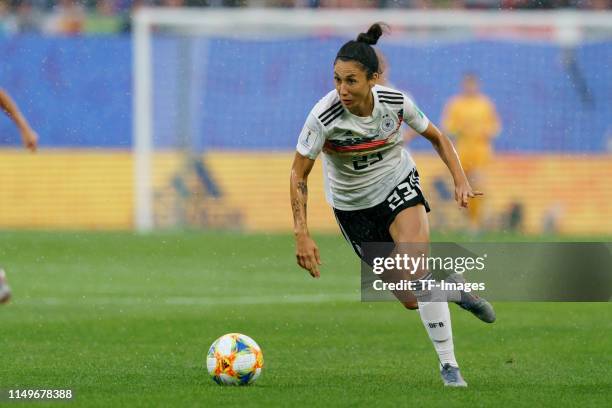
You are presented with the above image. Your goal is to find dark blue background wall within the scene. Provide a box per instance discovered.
[1,36,610,152]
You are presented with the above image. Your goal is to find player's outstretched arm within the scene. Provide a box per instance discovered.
[420,122,482,208]
[0,88,38,152]
[290,152,321,278]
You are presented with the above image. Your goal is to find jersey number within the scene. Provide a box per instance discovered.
[352,153,383,170]
[387,182,418,211]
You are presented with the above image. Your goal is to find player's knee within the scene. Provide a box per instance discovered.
[395,233,429,244]
[402,300,419,310]
[393,225,429,244]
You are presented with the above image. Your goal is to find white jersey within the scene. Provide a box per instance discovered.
[296,84,430,210]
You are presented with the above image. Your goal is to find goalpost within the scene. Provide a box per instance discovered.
[132,8,612,233]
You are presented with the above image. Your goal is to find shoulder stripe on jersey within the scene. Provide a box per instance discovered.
[378,94,403,101]
[319,103,343,123]
[318,101,342,120]
[320,104,344,124]
[379,99,404,105]
[322,109,344,126]
[377,90,403,97]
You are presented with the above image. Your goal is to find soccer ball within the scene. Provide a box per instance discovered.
[206,333,264,385]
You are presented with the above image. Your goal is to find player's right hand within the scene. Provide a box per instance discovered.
[21,127,38,152]
[295,234,321,278]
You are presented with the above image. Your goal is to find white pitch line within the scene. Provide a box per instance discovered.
[166,293,357,305]
[12,293,358,307]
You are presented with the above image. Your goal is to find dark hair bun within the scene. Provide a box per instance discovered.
[356,22,388,45]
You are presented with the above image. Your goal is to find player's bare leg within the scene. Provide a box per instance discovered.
[388,205,467,386]
[387,203,495,325]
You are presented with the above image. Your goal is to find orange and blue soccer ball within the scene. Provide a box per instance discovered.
[206,333,264,385]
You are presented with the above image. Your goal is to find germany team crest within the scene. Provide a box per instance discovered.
[380,113,396,135]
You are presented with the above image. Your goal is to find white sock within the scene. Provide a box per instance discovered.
[417,300,458,368]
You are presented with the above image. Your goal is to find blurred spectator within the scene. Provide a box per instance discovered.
[15,0,43,33]
[321,0,378,7]
[85,0,120,33]
[463,0,496,8]
[45,0,86,35]
[584,0,611,9]
[0,0,609,37]
[119,0,144,33]
[116,0,137,12]
[0,0,17,34]
[162,0,185,6]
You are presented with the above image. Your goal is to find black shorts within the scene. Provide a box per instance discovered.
[333,168,430,265]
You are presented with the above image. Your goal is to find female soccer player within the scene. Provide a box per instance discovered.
[289,23,495,387]
[0,88,38,304]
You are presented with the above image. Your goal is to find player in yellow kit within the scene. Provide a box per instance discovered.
[442,74,500,232]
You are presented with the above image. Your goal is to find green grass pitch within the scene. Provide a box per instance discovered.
[0,231,610,407]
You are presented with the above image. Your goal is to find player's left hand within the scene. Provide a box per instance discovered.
[295,234,322,278]
[454,181,483,208]
[20,127,38,152]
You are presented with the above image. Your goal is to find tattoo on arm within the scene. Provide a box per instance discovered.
[292,179,308,228]
[297,181,308,196]
[297,181,308,213]
[292,198,307,229]
[292,198,301,217]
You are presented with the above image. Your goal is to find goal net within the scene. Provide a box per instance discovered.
[133,9,612,235]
